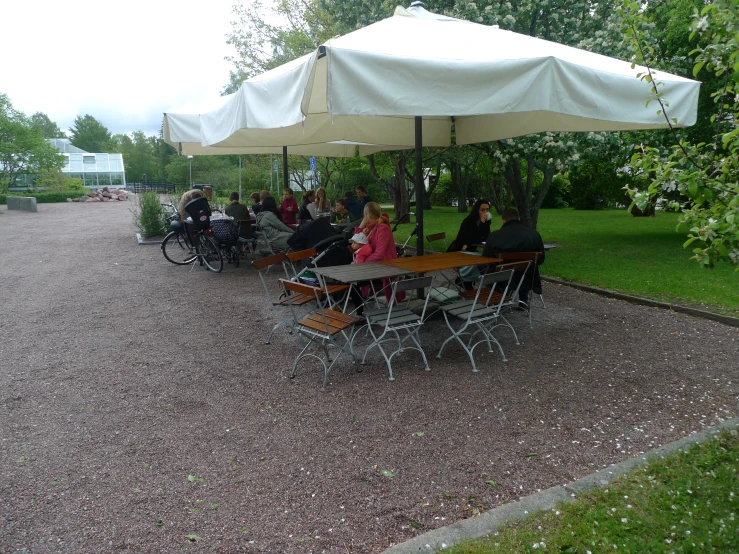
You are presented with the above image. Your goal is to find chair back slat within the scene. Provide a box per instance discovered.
[287,248,317,263]
[425,232,446,242]
[251,252,287,270]
[481,269,515,288]
[394,276,433,293]
[280,278,321,299]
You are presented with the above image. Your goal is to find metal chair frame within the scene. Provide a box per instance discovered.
[497,252,545,327]
[436,269,514,373]
[251,253,298,344]
[425,232,448,253]
[280,279,360,390]
[360,276,435,381]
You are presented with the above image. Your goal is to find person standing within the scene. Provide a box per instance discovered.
[356,185,372,207]
[280,188,299,225]
[482,208,545,305]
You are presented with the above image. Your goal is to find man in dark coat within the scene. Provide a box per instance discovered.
[482,208,545,304]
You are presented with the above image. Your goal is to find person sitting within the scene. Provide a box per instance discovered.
[349,202,404,312]
[331,198,352,224]
[482,208,545,305]
[280,188,299,225]
[448,199,493,289]
[356,184,373,207]
[448,199,492,253]
[178,189,205,221]
[314,187,331,218]
[250,192,262,215]
[225,192,251,221]
[256,196,295,252]
[343,190,363,219]
[224,192,253,242]
[299,190,317,222]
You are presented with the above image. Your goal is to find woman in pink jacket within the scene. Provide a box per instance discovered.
[350,202,404,311]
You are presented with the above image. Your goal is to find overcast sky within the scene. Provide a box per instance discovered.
[1,0,237,136]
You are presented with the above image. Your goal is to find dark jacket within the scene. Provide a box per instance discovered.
[345,197,363,219]
[448,217,491,253]
[482,220,545,293]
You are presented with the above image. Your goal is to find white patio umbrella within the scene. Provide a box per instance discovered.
[199,2,701,252]
[163,110,414,198]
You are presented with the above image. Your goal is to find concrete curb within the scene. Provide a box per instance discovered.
[136,233,163,246]
[541,276,739,328]
[381,417,739,553]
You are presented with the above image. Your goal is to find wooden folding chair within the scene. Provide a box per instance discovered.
[425,232,448,253]
[285,248,350,308]
[280,279,361,390]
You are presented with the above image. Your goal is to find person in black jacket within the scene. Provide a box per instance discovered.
[482,208,545,304]
[448,199,492,252]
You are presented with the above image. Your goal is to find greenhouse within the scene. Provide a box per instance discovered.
[50,139,127,189]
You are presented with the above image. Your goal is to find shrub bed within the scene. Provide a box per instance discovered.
[0,190,88,204]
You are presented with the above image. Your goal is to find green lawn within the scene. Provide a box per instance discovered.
[445,430,739,554]
[386,207,739,316]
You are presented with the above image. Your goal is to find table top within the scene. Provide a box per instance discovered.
[378,252,501,273]
[312,262,413,284]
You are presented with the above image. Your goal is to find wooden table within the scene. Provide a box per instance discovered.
[378,252,501,274]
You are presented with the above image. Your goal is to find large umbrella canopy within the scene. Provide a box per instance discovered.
[200,4,699,147]
[164,112,407,157]
[197,3,700,255]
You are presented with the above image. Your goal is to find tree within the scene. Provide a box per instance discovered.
[624,0,739,269]
[30,112,65,139]
[0,94,64,191]
[69,114,111,153]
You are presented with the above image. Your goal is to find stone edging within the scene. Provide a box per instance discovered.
[541,276,739,328]
[381,417,739,553]
[136,233,163,246]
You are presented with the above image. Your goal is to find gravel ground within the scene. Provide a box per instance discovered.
[1,202,737,554]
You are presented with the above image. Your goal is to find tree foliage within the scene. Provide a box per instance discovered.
[30,112,66,139]
[0,94,64,191]
[624,0,739,268]
[70,114,111,153]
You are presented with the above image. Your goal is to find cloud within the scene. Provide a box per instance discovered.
[1,0,236,136]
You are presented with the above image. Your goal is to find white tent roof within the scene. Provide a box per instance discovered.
[200,4,699,147]
[163,111,410,157]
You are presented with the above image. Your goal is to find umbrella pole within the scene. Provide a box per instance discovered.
[415,116,424,257]
[282,146,289,196]
[414,116,425,300]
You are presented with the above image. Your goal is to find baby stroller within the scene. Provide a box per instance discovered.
[211,218,241,267]
[286,218,355,286]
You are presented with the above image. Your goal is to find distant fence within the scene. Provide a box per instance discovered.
[129,181,179,194]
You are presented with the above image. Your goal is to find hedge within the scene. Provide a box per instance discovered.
[0,190,88,204]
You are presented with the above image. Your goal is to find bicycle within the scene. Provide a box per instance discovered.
[161,198,224,273]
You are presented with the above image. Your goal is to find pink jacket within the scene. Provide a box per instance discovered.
[355,222,404,302]
[360,222,398,263]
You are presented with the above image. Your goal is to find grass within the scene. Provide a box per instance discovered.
[386,207,739,316]
[445,429,739,554]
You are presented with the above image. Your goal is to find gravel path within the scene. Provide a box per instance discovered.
[1,202,737,553]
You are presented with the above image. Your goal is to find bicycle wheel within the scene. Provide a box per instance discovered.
[198,234,223,273]
[162,232,196,265]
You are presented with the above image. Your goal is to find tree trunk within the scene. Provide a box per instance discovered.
[367,153,412,223]
[451,159,467,213]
